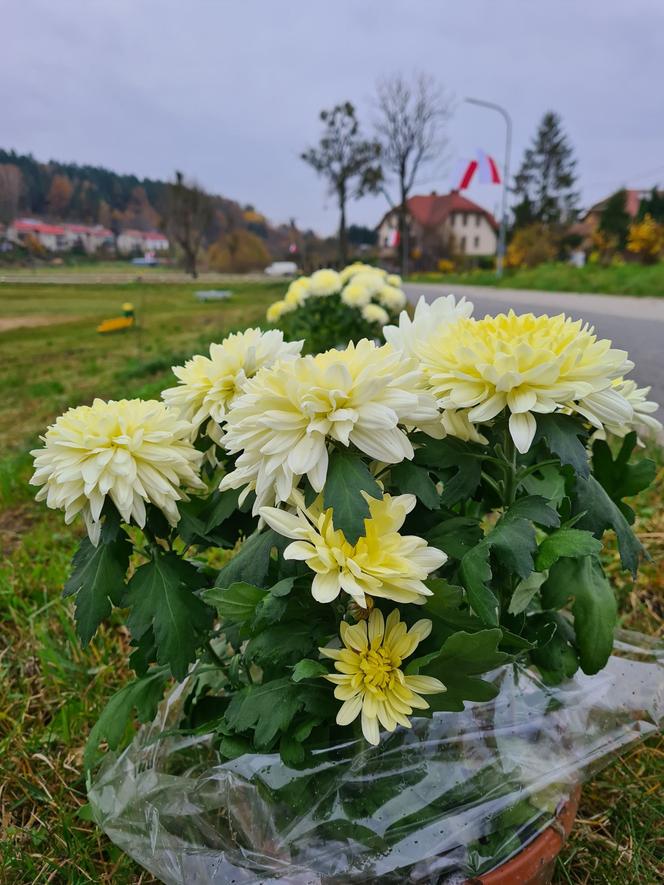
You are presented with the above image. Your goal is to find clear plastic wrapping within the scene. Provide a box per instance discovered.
[88,630,663,884]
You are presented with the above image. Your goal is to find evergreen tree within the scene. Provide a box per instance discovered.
[512,111,579,227]
[638,186,664,223]
[599,189,630,248]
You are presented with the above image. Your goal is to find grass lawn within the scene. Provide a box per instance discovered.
[409,261,664,297]
[0,278,662,883]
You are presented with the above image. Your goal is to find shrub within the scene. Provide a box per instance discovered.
[506,224,557,268]
[627,214,664,264]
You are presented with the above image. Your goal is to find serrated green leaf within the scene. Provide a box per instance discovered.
[292,658,328,682]
[572,474,644,575]
[323,450,382,544]
[389,461,440,509]
[214,528,287,589]
[124,554,213,680]
[416,629,510,711]
[535,528,603,571]
[413,436,482,507]
[84,667,169,769]
[224,677,303,748]
[203,581,266,625]
[526,612,579,684]
[279,733,306,766]
[534,413,590,477]
[219,735,252,759]
[542,555,617,675]
[459,542,499,625]
[63,509,131,645]
[591,433,656,523]
[426,516,483,561]
[504,495,560,528]
[423,579,483,631]
[244,622,317,666]
[508,570,549,615]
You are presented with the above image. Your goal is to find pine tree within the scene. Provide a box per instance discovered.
[512,111,579,227]
[638,186,664,223]
[599,189,630,248]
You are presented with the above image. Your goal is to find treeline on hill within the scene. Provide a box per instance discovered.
[0,148,339,273]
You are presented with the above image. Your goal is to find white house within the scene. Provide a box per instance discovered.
[7,218,114,253]
[117,229,170,255]
[377,190,498,265]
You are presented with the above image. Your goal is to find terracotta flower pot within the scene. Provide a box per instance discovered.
[468,787,581,885]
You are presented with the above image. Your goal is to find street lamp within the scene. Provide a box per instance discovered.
[465,97,512,277]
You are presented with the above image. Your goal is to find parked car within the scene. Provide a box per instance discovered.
[264,261,298,277]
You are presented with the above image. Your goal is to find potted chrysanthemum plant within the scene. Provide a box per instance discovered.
[266,262,407,353]
[31,295,661,883]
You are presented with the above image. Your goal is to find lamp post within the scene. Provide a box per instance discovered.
[465,97,512,277]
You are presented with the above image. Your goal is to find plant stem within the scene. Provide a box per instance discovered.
[501,430,518,507]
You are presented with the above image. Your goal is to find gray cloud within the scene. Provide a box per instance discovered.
[3,0,663,233]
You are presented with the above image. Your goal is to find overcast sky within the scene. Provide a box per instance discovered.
[3,1,663,234]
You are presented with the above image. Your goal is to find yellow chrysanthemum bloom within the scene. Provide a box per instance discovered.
[162,329,302,440]
[361,303,390,326]
[320,608,446,744]
[260,493,446,606]
[351,270,385,296]
[284,277,311,307]
[384,294,474,360]
[266,299,294,323]
[30,398,204,544]
[219,340,440,511]
[377,284,407,312]
[341,281,372,308]
[339,261,366,284]
[386,273,402,287]
[309,268,342,296]
[419,311,633,453]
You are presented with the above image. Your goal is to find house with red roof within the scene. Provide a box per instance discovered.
[7,218,114,253]
[117,229,169,255]
[377,190,498,265]
[582,189,664,231]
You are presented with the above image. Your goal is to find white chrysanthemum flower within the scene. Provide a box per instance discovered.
[339,262,367,284]
[384,294,474,359]
[266,299,294,323]
[351,271,386,296]
[386,273,402,287]
[419,311,634,454]
[260,493,445,606]
[377,284,407,312]
[362,303,390,326]
[284,277,311,307]
[30,398,204,544]
[580,379,662,440]
[309,268,342,296]
[162,328,302,439]
[341,281,372,308]
[219,340,440,511]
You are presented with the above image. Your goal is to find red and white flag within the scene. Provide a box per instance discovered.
[456,150,501,189]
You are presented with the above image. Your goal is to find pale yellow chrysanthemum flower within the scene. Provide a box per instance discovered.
[320,608,446,745]
[30,398,205,544]
[162,329,302,442]
[383,294,474,360]
[361,303,390,326]
[309,268,342,296]
[579,378,662,441]
[341,281,372,308]
[351,270,386,296]
[377,284,407,312]
[266,299,294,323]
[219,340,440,511]
[284,277,311,307]
[386,273,402,287]
[339,261,367,284]
[260,493,446,606]
[419,311,633,454]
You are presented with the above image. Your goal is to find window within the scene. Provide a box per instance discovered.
[462,213,468,226]
[474,236,480,248]
[460,236,466,252]
[476,215,481,227]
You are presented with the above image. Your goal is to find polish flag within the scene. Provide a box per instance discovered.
[476,149,501,184]
[458,159,478,190]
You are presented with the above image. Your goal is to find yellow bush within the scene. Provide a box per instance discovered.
[436,259,455,274]
[505,224,557,269]
[207,230,271,273]
[627,214,664,264]
[591,229,618,266]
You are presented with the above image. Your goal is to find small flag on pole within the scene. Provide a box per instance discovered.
[456,150,501,189]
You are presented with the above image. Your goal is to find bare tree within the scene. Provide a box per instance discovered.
[302,102,381,265]
[375,73,452,275]
[0,164,23,225]
[165,171,214,278]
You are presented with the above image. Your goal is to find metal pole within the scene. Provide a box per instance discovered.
[465,97,512,278]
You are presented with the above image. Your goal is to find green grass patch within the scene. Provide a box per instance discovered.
[409,261,664,297]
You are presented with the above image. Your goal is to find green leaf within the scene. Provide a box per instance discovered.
[214,528,286,589]
[459,542,499,625]
[591,433,656,522]
[426,516,483,561]
[488,496,560,580]
[124,554,213,680]
[521,464,567,509]
[535,528,603,571]
[224,677,303,748]
[244,622,318,666]
[534,413,589,477]
[415,629,510,711]
[542,556,617,675]
[292,658,328,682]
[279,734,306,766]
[389,462,440,509]
[424,579,483,631]
[413,436,482,507]
[323,450,382,544]
[252,591,289,632]
[526,612,579,684]
[203,581,266,625]
[63,508,131,645]
[508,570,548,615]
[84,667,169,769]
[504,495,560,528]
[219,735,252,760]
[572,474,644,575]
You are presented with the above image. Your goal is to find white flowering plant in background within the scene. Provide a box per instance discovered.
[266,262,407,353]
[31,297,660,774]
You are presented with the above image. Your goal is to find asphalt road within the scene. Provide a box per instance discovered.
[405,282,664,424]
